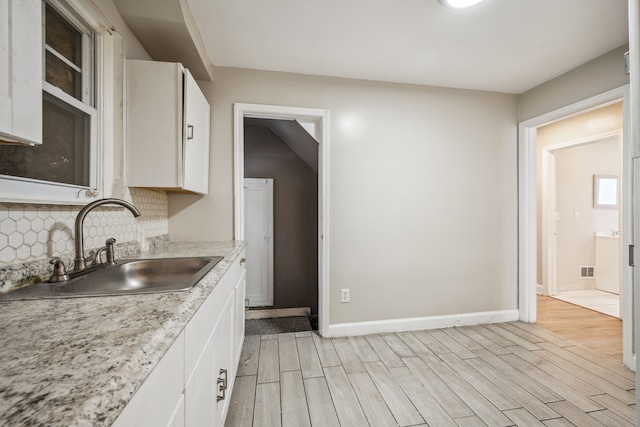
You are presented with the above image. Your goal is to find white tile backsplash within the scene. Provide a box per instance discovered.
[0,188,169,265]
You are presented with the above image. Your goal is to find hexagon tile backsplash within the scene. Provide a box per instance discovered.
[0,188,169,265]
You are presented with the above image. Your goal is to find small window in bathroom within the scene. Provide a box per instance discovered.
[593,175,618,208]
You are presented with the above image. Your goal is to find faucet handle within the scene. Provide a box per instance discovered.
[48,258,70,283]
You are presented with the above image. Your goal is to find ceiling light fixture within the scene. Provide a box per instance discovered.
[438,0,485,9]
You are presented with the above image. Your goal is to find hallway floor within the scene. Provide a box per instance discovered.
[537,295,622,363]
[225,322,635,426]
[551,290,619,318]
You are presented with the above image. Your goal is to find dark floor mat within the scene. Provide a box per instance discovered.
[245,316,312,336]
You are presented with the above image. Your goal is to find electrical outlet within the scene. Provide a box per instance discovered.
[341,288,350,303]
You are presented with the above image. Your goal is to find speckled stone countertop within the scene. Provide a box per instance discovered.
[0,241,245,427]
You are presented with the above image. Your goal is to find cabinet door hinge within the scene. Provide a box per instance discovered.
[625,51,630,75]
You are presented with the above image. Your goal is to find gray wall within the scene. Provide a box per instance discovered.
[519,45,629,122]
[244,124,318,314]
[167,46,628,327]
[168,68,518,325]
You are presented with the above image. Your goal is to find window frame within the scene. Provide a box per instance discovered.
[0,0,112,205]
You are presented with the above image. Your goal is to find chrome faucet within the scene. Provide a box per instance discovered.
[74,199,141,271]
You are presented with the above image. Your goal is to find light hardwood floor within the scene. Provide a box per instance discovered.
[225,323,636,426]
[537,295,623,362]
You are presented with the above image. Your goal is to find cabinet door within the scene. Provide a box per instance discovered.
[213,293,234,426]
[126,60,183,189]
[182,70,210,194]
[168,394,185,427]
[185,333,215,427]
[112,333,185,427]
[0,0,42,145]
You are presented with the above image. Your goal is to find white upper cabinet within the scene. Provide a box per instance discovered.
[182,71,210,194]
[0,0,43,145]
[126,60,210,194]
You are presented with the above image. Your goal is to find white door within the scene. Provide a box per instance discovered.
[244,178,274,307]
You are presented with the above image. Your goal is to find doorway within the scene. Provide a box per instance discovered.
[233,103,330,336]
[518,86,634,370]
[538,104,623,319]
[244,121,318,318]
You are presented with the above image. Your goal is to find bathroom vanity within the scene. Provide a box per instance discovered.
[595,232,620,295]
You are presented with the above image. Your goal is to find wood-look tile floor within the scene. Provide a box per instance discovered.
[224,323,636,426]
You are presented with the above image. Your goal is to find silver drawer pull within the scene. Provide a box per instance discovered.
[217,368,228,402]
[187,125,194,140]
[240,258,246,264]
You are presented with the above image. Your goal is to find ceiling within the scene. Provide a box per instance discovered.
[183,0,629,94]
[246,118,319,172]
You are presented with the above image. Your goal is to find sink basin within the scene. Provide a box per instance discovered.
[0,256,223,300]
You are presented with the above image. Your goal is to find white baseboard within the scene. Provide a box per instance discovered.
[556,283,595,292]
[323,309,519,338]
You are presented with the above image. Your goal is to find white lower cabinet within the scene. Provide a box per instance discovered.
[185,332,216,426]
[168,395,185,427]
[212,293,234,426]
[112,333,186,427]
[113,250,246,427]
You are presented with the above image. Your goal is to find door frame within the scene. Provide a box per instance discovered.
[518,85,634,369]
[233,103,330,336]
[244,178,274,307]
[541,132,623,297]
[540,146,557,296]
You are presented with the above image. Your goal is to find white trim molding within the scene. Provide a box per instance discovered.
[324,310,520,338]
[233,103,331,336]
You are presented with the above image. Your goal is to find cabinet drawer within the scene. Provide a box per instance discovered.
[238,250,247,275]
[226,249,246,285]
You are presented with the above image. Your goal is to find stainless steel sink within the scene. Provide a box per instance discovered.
[0,256,223,300]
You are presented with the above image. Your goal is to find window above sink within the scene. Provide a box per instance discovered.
[0,0,124,205]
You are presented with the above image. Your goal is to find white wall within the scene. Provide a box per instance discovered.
[168,68,519,325]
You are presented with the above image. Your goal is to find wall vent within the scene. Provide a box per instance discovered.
[580,266,595,279]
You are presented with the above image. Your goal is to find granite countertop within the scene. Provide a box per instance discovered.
[0,241,246,427]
